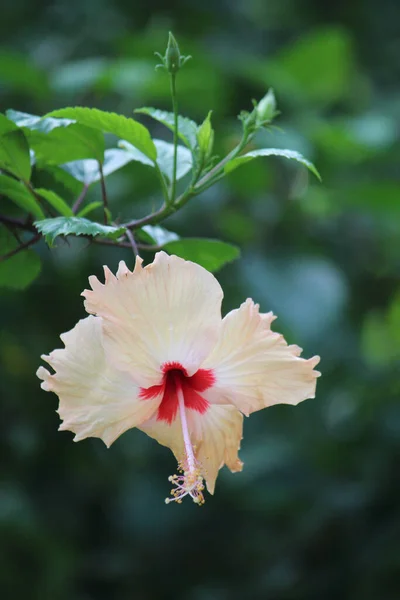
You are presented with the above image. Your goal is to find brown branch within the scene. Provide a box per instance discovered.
[0,233,41,262]
[72,184,89,214]
[0,214,36,232]
[125,228,139,257]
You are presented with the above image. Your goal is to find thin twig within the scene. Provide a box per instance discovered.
[72,184,89,214]
[0,214,36,232]
[125,228,139,257]
[0,233,41,262]
[125,203,171,229]
[98,162,108,224]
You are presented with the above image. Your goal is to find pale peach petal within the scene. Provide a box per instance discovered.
[37,316,161,447]
[202,298,320,416]
[138,404,243,494]
[188,405,243,494]
[82,252,223,387]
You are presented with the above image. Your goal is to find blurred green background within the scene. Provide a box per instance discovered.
[1,1,400,599]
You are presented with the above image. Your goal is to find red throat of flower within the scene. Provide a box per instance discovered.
[139,362,216,505]
[139,362,214,423]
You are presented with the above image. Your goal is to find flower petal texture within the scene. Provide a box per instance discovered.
[138,403,243,494]
[202,299,320,416]
[82,252,223,387]
[37,316,161,447]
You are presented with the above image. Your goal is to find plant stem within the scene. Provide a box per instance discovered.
[125,228,139,257]
[125,134,251,231]
[170,72,179,204]
[0,214,36,232]
[72,184,89,214]
[0,233,41,262]
[194,134,249,191]
[155,163,170,205]
[98,162,108,224]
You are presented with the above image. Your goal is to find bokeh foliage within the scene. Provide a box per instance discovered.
[1,1,400,599]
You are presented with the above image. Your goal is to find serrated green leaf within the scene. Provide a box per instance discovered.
[135,107,198,150]
[0,129,31,180]
[6,109,75,133]
[35,188,73,217]
[225,148,321,180]
[138,225,179,246]
[47,107,156,160]
[163,238,240,272]
[61,148,134,185]
[34,216,126,246]
[0,226,41,289]
[77,201,103,218]
[28,123,105,165]
[119,139,192,181]
[0,174,45,219]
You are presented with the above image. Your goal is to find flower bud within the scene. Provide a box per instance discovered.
[256,89,277,124]
[155,32,192,74]
[166,32,181,74]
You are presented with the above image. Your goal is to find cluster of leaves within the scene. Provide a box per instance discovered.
[0,44,319,288]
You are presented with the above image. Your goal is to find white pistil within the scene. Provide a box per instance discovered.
[165,376,205,506]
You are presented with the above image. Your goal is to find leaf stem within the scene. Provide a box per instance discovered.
[72,184,90,214]
[170,72,179,204]
[98,162,108,224]
[122,134,251,231]
[155,163,170,205]
[125,228,139,257]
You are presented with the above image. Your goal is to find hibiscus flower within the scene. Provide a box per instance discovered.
[37,252,320,505]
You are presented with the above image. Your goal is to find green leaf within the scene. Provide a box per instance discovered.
[46,107,156,160]
[35,188,73,217]
[0,129,31,180]
[77,201,103,218]
[6,109,75,133]
[34,216,126,246]
[0,114,19,135]
[40,165,83,196]
[154,140,192,181]
[164,238,240,272]
[225,148,321,180]
[137,225,179,246]
[61,148,134,185]
[135,107,198,150]
[0,226,41,289]
[29,123,105,165]
[119,139,192,181]
[0,174,45,219]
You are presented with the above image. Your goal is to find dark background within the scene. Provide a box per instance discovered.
[1,1,400,599]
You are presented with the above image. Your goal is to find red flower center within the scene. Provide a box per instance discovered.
[139,361,215,424]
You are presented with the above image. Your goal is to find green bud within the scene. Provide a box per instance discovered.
[155,32,192,74]
[239,108,258,134]
[256,89,277,124]
[197,111,214,159]
[166,32,181,73]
